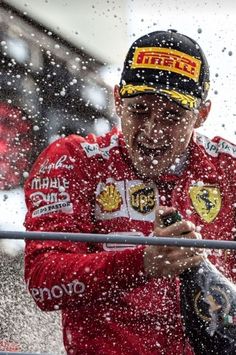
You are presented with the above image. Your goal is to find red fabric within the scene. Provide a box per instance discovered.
[0,340,21,351]
[0,102,33,189]
[24,127,236,355]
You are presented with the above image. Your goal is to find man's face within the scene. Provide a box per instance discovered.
[119,94,202,179]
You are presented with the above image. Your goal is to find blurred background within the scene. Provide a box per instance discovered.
[0,0,235,353]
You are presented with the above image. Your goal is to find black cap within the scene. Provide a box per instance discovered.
[119,29,210,110]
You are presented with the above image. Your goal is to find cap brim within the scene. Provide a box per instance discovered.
[119,84,201,110]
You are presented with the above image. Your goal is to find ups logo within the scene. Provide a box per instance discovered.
[129,184,155,214]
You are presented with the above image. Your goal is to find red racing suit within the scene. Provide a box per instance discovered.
[24,127,236,355]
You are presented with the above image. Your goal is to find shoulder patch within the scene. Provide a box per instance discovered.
[196,133,236,158]
[81,134,119,160]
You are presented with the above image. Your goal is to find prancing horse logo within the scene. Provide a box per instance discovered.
[189,185,221,223]
[196,189,216,212]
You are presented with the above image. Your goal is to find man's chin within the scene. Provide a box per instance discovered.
[132,161,170,179]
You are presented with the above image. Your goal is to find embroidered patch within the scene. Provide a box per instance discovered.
[129,184,156,214]
[196,133,236,158]
[96,183,122,213]
[189,185,221,223]
[95,179,158,222]
[81,134,119,160]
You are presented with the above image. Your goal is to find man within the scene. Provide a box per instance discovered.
[24,30,236,354]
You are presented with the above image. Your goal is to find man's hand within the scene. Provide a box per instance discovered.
[144,206,205,278]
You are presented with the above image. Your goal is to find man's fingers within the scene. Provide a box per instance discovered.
[164,220,195,236]
[155,206,176,228]
[162,255,204,277]
[176,255,204,272]
[169,247,204,260]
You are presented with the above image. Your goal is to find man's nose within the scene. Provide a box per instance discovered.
[142,113,162,136]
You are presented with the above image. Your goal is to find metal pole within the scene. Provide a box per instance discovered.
[0,230,235,250]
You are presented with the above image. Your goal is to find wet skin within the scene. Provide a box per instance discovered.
[118,93,209,179]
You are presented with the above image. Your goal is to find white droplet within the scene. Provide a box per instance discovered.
[60,88,66,96]
[23,171,29,178]
[196,181,204,187]
[196,225,202,233]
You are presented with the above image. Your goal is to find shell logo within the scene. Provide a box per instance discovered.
[96,183,123,213]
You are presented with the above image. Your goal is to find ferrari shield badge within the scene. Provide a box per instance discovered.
[189,185,221,223]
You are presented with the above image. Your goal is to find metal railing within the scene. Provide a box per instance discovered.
[0,230,236,250]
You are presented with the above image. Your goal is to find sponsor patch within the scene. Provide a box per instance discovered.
[129,184,156,214]
[81,134,119,160]
[103,232,143,251]
[32,201,73,217]
[96,183,123,213]
[196,133,236,158]
[95,179,158,222]
[131,47,201,81]
[30,191,70,207]
[95,179,128,220]
[39,155,74,174]
[189,185,221,223]
[103,243,136,251]
[29,279,85,302]
[31,177,69,189]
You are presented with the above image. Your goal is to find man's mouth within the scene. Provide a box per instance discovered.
[136,142,168,157]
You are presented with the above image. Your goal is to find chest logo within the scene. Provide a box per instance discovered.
[189,186,221,223]
[96,183,122,213]
[129,184,155,214]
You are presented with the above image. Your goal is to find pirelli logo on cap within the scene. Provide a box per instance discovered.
[131,47,201,81]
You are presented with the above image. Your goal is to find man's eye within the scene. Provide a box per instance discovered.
[164,110,182,121]
[128,104,149,113]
